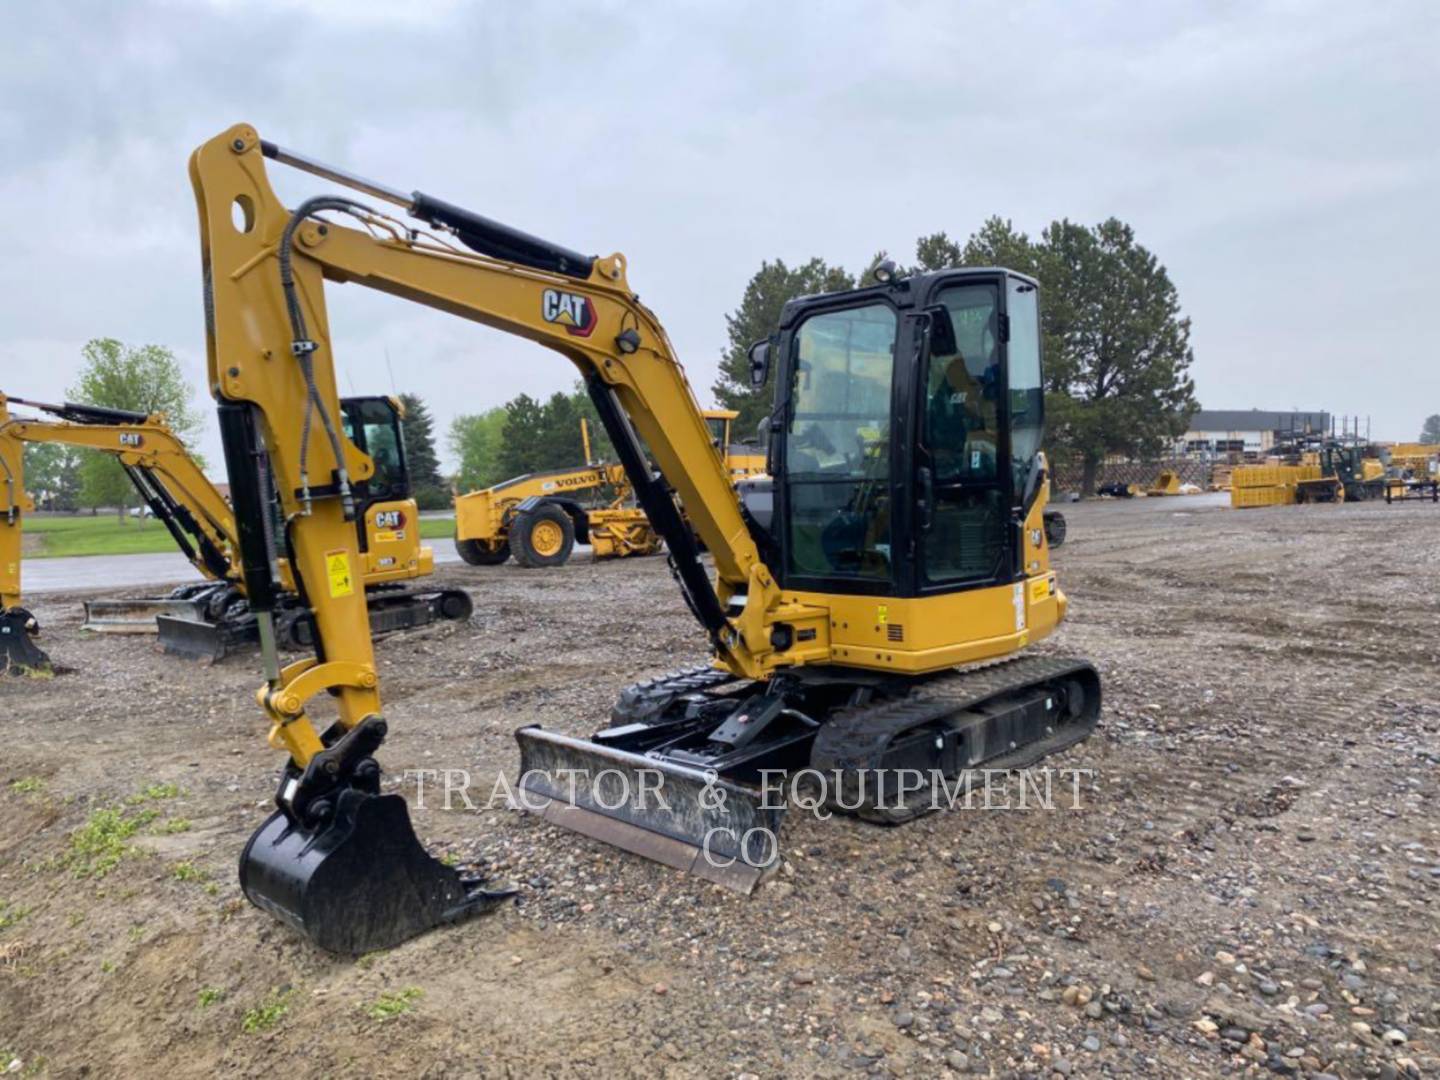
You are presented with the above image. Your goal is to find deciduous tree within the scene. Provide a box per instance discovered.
[68,339,202,520]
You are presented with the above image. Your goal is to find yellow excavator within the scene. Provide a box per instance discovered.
[0,391,471,665]
[454,411,764,567]
[191,124,1098,953]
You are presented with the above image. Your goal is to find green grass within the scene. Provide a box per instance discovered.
[364,987,423,1022]
[26,513,455,557]
[198,987,224,1008]
[9,777,44,795]
[26,515,186,558]
[242,988,294,1033]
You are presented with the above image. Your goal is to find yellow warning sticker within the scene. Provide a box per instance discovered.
[877,604,888,625]
[1030,577,1050,603]
[325,550,354,598]
[373,530,398,544]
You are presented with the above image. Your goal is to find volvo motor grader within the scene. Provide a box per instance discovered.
[0,391,470,667]
[191,124,1099,954]
[454,412,765,568]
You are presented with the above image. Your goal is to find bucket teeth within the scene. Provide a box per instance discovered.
[515,725,784,894]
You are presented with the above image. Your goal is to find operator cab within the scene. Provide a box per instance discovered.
[752,268,1044,599]
[340,396,411,504]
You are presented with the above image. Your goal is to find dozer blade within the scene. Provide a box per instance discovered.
[1,608,51,676]
[515,726,785,894]
[240,789,513,955]
[155,613,256,662]
[81,596,210,634]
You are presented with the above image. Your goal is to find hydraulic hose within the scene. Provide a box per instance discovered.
[277,196,372,521]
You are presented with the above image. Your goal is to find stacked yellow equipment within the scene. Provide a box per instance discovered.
[1230,463,1321,508]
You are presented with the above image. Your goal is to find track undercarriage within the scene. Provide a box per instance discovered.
[138,582,475,661]
[517,654,1101,892]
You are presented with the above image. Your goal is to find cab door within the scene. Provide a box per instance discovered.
[776,300,900,595]
[913,278,1014,592]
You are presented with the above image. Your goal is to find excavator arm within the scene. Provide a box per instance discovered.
[190,124,822,951]
[1,394,238,582]
[0,398,46,673]
[192,123,826,764]
[0,391,238,671]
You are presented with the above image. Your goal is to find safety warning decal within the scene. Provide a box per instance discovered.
[325,550,354,598]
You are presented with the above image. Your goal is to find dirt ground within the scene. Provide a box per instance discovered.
[2,496,1438,1079]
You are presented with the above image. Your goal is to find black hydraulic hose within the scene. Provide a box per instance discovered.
[277,196,371,521]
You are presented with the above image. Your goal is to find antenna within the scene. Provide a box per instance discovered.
[384,348,397,395]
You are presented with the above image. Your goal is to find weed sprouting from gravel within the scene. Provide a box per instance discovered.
[364,987,423,1022]
[63,809,142,878]
[0,900,29,933]
[197,987,224,1008]
[9,777,43,795]
[242,988,294,1033]
[129,782,181,804]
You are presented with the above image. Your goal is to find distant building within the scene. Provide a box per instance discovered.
[1177,410,1331,457]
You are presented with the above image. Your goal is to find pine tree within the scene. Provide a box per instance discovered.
[497,394,547,478]
[397,393,447,508]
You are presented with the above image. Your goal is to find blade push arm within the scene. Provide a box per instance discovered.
[189,123,830,773]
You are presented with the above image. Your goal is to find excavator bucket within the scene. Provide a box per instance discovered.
[514,726,785,894]
[240,789,514,955]
[0,607,51,675]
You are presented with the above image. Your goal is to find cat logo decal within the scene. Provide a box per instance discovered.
[541,289,596,338]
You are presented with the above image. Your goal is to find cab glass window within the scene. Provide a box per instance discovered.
[784,303,896,581]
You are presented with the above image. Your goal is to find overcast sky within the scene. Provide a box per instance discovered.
[2,0,1435,474]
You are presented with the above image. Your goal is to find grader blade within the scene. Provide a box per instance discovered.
[515,726,785,894]
[240,790,513,955]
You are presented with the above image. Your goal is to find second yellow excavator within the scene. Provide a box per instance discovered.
[0,392,471,663]
[189,125,1099,953]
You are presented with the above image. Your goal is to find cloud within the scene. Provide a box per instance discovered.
[2,0,1436,475]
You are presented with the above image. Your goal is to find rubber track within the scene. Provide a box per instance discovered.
[810,654,1100,823]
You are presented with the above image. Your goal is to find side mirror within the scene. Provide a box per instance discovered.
[747,341,771,388]
[924,305,957,357]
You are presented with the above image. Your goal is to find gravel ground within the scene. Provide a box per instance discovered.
[1,496,1438,1078]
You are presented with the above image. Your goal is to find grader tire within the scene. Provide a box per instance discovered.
[455,537,510,566]
[510,504,575,568]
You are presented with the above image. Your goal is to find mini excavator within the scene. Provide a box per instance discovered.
[0,392,470,665]
[191,124,1099,953]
